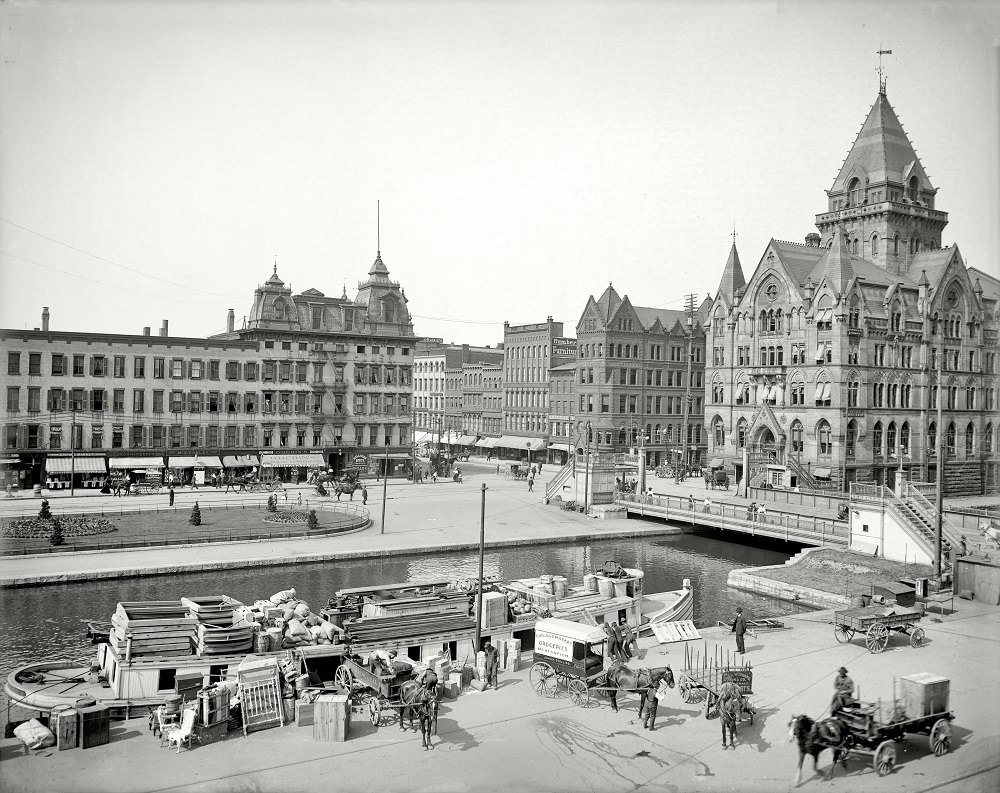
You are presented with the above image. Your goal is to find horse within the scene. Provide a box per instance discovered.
[715,680,755,749]
[788,714,852,785]
[604,663,674,730]
[399,680,435,750]
[334,481,357,501]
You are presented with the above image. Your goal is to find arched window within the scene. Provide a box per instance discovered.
[891,306,902,331]
[887,421,897,456]
[852,238,859,255]
[775,309,783,331]
[847,379,860,408]
[818,421,832,455]
[965,422,975,457]
[893,234,900,256]
[985,423,994,454]
[966,382,976,410]
[815,378,832,407]
[928,421,937,456]
[847,420,858,457]
[713,418,725,449]
[789,377,805,406]
[873,421,884,457]
[908,175,919,202]
[617,429,626,446]
[871,234,879,257]
[790,420,803,453]
[899,422,910,456]
[736,419,748,449]
[946,422,956,457]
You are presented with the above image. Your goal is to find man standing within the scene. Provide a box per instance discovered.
[731,607,747,654]
[483,640,500,690]
[703,496,713,514]
[603,622,624,662]
[619,619,639,659]
[830,667,855,713]
[361,485,368,505]
[527,475,534,492]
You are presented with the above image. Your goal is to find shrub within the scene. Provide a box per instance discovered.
[50,518,64,547]
[38,500,52,520]
[189,501,202,526]
[266,495,277,513]
[308,509,318,530]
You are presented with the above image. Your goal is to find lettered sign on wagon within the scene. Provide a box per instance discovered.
[535,630,574,663]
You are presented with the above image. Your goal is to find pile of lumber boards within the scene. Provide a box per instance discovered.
[345,613,477,651]
[182,596,244,626]
[110,601,196,657]
[361,591,471,619]
[195,624,254,655]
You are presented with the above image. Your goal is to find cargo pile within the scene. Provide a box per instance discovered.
[243,589,343,651]
[110,601,195,657]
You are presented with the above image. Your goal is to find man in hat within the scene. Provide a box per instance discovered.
[830,667,855,713]
[731,607,747,653]
[483,639,500,690]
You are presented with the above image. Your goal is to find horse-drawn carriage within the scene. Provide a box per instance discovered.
[704,469,730,490]
[833,604,925,653]
[333,654,438,741]
[504,464,528,481]
[129,471,162,495]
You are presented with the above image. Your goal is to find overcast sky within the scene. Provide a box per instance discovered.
[2,0,998,346]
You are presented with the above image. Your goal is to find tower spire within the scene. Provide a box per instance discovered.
[877,48,892,95]
[377,200,380,256]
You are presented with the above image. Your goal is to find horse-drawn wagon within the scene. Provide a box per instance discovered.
[529,619,608,707]
[504,464,528,481]
[833,604,925,653]
[130,471,162,495]
[333,655,437,735]
[677,642,754,721]
[831,673,954,777]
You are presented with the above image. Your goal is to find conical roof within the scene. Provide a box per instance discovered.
[810,227,855,295]
[265,263,285,287]
[716,243,746,302]
[369,252,390,278]
[595,283,621,320]
[830,92,933,193]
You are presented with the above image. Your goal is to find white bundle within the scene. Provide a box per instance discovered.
[270,588,296,605]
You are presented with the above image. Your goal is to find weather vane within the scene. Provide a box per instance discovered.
[877,48,893,94]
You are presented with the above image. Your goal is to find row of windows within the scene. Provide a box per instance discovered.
[578,393,704,416]
[576,342,700,363]
[575,368,702,388]
[582,423,703,446]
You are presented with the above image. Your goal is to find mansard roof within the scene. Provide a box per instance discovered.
[830,92,933,194]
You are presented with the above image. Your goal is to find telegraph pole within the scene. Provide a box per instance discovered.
[680,293,697,479]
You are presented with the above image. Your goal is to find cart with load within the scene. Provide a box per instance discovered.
[677,642,755,721]
[832,673,954,777]
[833,604,925,653]
[333,654,435,731]
[528,618,609,707]
[505,464,527,481]
[130,471,162,495]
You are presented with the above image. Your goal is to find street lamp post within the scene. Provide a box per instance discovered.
[526,442,531,470]
[474,482,487,650]
[583,421,591,516]
[69,407,78,497]
[380,436,390,534]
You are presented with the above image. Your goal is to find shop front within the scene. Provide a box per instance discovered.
[167,455,224,487]
[221,454,260,481]
[1,454,28,494]
[108,456,166,489]
[259,451,326,484]
[44,454,108,491]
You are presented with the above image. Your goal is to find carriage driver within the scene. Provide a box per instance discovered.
[416,667,439,698]
[829,667,855,713]
[368,649,412,678]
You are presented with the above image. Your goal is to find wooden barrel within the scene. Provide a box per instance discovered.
[583,574,598,593]
[164,694,182,715]
[552,576,568,598]
[598,577,615,598]
[253,631,270,654]
[266,627,283,651]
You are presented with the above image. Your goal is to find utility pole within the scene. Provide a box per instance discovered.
[934,334,944,579]
[680,293,697,480]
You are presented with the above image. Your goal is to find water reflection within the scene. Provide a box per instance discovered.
[0,533,810,699]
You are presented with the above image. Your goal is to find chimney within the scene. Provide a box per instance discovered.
[160,320,169,337]
[143,327,151,336]
[227,309,235,333]
[805,233,821,247]
[42,307,50,331]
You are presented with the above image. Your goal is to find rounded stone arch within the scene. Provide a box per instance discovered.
[813,367,833,385]
[870,232,880,257]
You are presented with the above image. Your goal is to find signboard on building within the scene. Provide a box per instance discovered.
[349,454,368,470]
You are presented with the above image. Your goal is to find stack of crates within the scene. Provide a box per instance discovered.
[899,673,950,718]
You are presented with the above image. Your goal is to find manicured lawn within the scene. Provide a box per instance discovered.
[0,503,365,554]
[751,547,934,600]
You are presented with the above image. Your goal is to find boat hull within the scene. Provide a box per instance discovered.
[639,586,695,628]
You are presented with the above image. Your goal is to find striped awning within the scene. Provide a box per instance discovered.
[168,456,224,469]
[109,456,164,470]
[0,455,20,466]
[259,452,326,468]
[475,437,499,448]
[45,455,107,474]
[222,454,260,468]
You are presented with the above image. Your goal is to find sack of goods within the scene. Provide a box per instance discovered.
[270,588,297,606]
[13,719,55,750]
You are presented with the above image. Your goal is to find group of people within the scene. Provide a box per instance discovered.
[602,619,639,662]
[744,501,767,523]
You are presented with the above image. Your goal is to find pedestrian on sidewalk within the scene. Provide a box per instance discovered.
[527,476,534,492]
[746,502,754,521]
[758,504,767,524]
[168,486,175,507]
[688,494,695,511]
[483,640,500,690]
[703,496,712,514]
[361,485,368,505]
[731,607,747,654]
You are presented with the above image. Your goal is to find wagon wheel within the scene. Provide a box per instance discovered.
[834,624,856,643]
[368,696,382,726]
[568,679,590,707]
[866,623,890,653]
[873,740,896,776]
[909,627,926,648]
[334,665,354,691]
[929,718,951,756]
[529,662,557,697]
[678,674,700,703]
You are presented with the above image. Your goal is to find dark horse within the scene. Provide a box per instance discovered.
[716,680,755,749]
[788,714,852,785]
[605,663,674,730]
[399,680,436,750]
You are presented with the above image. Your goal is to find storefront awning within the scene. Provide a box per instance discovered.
[0,455,20,466]
[812,467,832,479]
[222,454,260,468]
[382,453,413,460]
[168,455,224,469]
[455,435,477,446]
[709,458,724,469]
[259,452,326,468]
[414,431,432,444]
[495,435,546,452]
[109,456,164,470]
[45,456,107,474]
[475,437,499,448]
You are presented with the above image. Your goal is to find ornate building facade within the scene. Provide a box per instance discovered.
[704,88,999,496]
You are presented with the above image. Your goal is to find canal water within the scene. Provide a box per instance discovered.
[1,532,810,704]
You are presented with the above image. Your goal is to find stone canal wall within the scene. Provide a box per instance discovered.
[727,547,852,610]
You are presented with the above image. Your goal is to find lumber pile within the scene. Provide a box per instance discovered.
[196,624,254,655]
[110,601,196,657]
[361,591,471,619]
[182,596,244,626]
[344,613,477,651]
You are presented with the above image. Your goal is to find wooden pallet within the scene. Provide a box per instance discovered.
[651,620,700,643]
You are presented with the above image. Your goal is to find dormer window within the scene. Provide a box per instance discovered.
[908,175,920,202]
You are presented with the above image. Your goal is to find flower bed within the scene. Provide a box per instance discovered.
[1,516,119,539]
[262,511,311,525]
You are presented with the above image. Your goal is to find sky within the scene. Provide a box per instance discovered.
[1,0,998,347]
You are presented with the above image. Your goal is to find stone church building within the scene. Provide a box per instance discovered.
[704,87,998,496]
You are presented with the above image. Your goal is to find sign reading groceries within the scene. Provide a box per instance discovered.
[535,630,575,662]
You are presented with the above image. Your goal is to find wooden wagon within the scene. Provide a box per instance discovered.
[833,604,925,653]
[333,655,434,729]
[832,673,954,777]
[677,642,754,721]
[529,619,609,707]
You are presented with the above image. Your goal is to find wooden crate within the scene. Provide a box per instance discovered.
[312,693,350,742]
[77,704,110,749]
[53,707,78,750]
[195,721,229,745]
[295,701,315,727]
[899,673,950,718]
